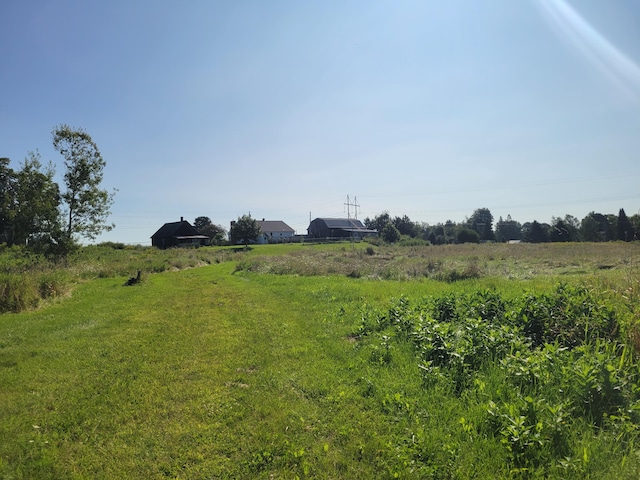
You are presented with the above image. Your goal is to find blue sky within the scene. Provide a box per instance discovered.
[2,0,639,244]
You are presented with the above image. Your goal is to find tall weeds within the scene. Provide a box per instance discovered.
[353,284,640,475]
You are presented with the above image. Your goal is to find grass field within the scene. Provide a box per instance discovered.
[1,242,640,478]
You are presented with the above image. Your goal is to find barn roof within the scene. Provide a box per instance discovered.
[316,218,367,229]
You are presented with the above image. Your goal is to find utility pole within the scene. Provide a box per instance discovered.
[344,195,360,220]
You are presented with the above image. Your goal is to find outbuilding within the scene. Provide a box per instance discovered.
[307,218,377,240]
[151,217,209,248]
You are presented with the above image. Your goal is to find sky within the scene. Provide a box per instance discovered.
[1,0,639,244]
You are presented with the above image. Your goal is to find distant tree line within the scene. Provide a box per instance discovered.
[364,207,639,244]
[1,125,115,255]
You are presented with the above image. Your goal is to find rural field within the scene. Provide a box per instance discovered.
[1,241,640,479]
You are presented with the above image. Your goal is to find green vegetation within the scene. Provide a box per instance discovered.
[1,242,640,478]
[1,125,115,256]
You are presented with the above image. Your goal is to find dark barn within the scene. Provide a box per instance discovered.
[151,217,209,248]
[307,218,377,240]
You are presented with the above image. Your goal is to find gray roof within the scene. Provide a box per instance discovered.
[257,220,295,233]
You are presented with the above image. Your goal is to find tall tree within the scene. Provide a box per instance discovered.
[52,124,116,241]
[494,215,522,242]
[580,214,600,242]
[549,217,570,242]
[0,157,16,244]
[580,212,618,242]
[381,222,401,243]
[468,208,494,241]
[393,215,418,237]
[630,213,640,241]
[617,208,634,242]
[524,220,548,243]
[364,212,391,233]
[12,151,61,247]
[229,214,260,246]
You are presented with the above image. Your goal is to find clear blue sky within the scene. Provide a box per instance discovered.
[2,0,639,244]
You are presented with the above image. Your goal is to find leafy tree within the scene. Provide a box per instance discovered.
[381,222,401,243]
[580,214,600,242]
[0,158,16,243]
[630,213,640,241]
[52,124,116,242]
[194,216,227,245]
[431,224,447,245]
[617,208,634,242]
[364,212,391,233]
[443,220,458,243]
[494,215,522,242]
[549,218,570,242]
[12,151,61,247]
[456,228,480,244]
[606,214,618,241]
[468,208,494,241]
[580,212,612,242]
[523,220,548,243]
[230,214,260,246]
[393,215,418,237]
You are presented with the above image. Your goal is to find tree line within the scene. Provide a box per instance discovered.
[364,207,639,244]
[1,125,115,255]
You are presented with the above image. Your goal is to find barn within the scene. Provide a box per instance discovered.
[307,218,377,240]
[151,217,209,248]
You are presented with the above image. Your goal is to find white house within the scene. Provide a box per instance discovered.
[256,219,295,244]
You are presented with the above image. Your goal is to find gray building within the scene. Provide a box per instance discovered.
[307,218,377,240]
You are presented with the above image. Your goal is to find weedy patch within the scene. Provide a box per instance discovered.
[353,284,640,476]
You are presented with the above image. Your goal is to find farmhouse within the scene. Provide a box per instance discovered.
[307,218,378,240]
[256,219,295,244]
[151,217,209,248]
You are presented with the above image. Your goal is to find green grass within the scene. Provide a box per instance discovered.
[1,242,640,478]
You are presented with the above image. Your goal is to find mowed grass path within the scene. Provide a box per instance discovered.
[1,260,454,479]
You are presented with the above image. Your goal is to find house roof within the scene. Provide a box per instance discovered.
[151,220,201,239]
[257,220,295,233]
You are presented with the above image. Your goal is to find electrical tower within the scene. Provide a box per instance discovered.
[344,195,360,220]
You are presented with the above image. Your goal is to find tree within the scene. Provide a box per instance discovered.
[0,158,16,243]
[364,212,391,233]
[617,208,634,242]
[468,208,494,241]
[494,215,522,242]
[229,214,260,245]
[523,220,548,243]
[393,215,419,237]
[630,213,640,241]
[580,212,612,242]
[52,124,116,242]
[194,216,227,245]
[456,228,480,244]
[12,151,61,247]
[549,217,570,242]
[580,214,600,242]
[381,222,401,243]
